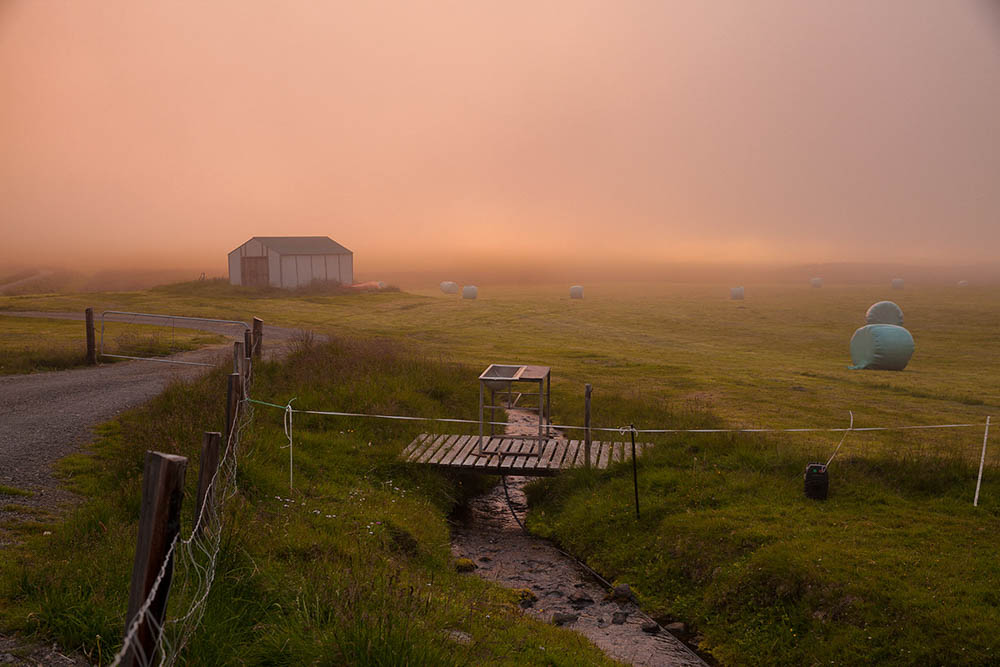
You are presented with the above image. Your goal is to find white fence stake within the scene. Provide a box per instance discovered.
[974,416,992,507]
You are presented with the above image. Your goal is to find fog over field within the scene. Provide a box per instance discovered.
[2,1,999,278]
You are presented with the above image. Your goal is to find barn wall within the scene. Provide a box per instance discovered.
[323,255,340,283]
[244,238,265,257]
[311,256,326,282]
[280,255,297,288]
[339,254,354,284]
[295,256,311,287]
[267,249,281,287]
[228,250,241,286]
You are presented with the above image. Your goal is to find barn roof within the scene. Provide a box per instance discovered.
[252,236,352,255]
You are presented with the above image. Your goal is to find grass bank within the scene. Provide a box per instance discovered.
[0,316,223,375]
[0,335,614,665]
[525,421,1000,665]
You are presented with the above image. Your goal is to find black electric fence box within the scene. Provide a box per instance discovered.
[804,463,829,500]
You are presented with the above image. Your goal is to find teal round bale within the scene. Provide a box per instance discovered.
[865,300,903,326]
[849,324,914,370]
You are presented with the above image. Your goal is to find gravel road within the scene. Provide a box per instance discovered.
[0,311,304,526]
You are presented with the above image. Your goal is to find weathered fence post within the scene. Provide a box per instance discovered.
[584,384,592,468]
[123,451,187,667]
[243,335,252,386]
[630,425,640,520]
[251,317,263,360]
[85,308,97,365]
[224,373,240,443]
[243,329,253,376]
[233,342,246,399]
[194,432,222,537]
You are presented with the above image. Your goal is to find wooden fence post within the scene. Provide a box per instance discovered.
[243,332,253,386]
[584,384,592,469]
[233,342,246,399]
[123,451,187,667]
[194,432,222,537]
[251,317,263,360]
[243,329,253,376]
[85,308,97,365]
[224,373,240,443]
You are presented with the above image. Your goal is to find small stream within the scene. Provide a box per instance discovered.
[450,411,705,666]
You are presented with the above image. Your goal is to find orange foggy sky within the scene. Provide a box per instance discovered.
[1,1,999,276]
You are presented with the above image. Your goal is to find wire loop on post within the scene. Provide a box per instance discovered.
[281,398,296,490]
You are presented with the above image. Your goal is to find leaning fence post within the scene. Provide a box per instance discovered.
[123,451,187,667]
[195,432,222,537]
[85,308,97,365]
[584,384,593,468]
[974,416,992,507]
[251,317,263,360]
[225,373,240,443]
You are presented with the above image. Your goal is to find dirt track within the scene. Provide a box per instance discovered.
[0,311,303,524]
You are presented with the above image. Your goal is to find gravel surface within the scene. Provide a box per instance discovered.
[0,311,305,525]
[451,410,706,666]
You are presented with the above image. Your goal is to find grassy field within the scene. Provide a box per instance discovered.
[0,337,614,665]
[1,279,999,664]
[0,316,224,374]
[3,279,997,438]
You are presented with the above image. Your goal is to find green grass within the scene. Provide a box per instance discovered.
[3,278,1000,664]
[0,485,33,498]
[0,317,224,374]
[0,336,615,665]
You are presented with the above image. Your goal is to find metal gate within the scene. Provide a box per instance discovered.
[100,310,250,367]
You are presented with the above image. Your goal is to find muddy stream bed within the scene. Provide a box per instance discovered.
[450,410,706,666]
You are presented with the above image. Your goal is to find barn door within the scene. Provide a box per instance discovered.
[241,256,269,286]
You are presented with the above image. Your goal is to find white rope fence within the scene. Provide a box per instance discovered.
[249,397,984,434]
[248,398,993,503]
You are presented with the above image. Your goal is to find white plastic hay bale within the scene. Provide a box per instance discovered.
[730,286,744,300]
[440,281,459,294]
[891,278,904,290]
[462,285,478,300]
[958,280,969,287]
[865,300,903,326]
[810,277,824,288]
[569,285,584,299]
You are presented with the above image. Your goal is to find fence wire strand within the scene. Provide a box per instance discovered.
[109,365,255,667]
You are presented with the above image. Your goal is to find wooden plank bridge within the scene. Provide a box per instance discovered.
[402,433,652,476]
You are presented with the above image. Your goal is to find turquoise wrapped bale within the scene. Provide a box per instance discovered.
[849,324,914,370]
[866,300,903,326]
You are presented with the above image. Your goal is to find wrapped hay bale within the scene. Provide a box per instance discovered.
[865,300,903,326]
[569,285,584,299]
[730,286,744,300]
[440,281,459,294]
[958,280,969,287]
[810,277,823,288]
[891,278,905,290]
[849,324,914,370]
[462,285,478,299]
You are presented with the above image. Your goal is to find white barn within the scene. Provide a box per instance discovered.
[228,236,353,288]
